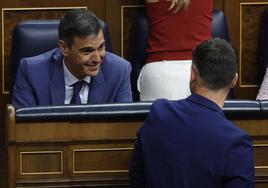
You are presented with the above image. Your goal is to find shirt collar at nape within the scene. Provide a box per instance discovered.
[186,93,225,117]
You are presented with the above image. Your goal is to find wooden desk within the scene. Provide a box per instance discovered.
[6,103,268,187]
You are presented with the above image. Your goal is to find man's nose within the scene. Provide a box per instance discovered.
[91,50,102,62]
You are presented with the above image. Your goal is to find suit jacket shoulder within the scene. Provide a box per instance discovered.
[88,51,132,103]
[102,52,131,73]
[12,48,64,108]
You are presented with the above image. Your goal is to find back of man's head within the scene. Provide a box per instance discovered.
[192,38,237,90]
[58,9,102,47]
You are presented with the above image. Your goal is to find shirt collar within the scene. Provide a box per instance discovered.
[63,59,91,86]
[186,93,225,116]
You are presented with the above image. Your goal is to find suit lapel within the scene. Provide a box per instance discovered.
[87,67,105,103]
[49,50,65,105]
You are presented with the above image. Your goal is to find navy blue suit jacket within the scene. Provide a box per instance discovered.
[129,93,254,188]
[12,48,132,108]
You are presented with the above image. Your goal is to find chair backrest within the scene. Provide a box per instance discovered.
[211,10,229,41]
[9,19,112,94]
[129,9,230,100]
[258,9,268,84]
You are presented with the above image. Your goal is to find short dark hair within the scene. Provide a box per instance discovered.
[59,9,102,47]
[192,38,237,90]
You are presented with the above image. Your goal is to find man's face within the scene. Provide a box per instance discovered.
[61,31,105,79]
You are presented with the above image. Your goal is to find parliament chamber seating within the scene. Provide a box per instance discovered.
[5,9,268,188]
[9,19,112,95]
[5,100,268,187]
[129,10,232,100]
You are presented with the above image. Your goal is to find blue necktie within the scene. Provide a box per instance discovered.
[70,80,85,104]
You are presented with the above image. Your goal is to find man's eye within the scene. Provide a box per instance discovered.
[98,43,105,49]
[80,49,94,54]
[80,51,89,55]
[98,47,105,52]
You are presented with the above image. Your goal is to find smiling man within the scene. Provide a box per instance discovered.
[12,9,132,108]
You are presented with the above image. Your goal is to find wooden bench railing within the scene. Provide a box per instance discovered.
[5,100,268,187]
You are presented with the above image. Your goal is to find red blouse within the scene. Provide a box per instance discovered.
[146,0,212,63]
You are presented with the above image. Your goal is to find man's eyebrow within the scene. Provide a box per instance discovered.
[98,41,105,48]
[79,41,106,52]
[79,46,94,52]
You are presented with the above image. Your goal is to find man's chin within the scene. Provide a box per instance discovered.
[86,69,99,77]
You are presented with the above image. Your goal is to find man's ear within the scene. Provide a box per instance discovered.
[190,65,197,82]
[58,40,69,56]
[231,73,238,88]
[189,65,198,93]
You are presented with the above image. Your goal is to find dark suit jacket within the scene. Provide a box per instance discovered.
[129,93,254,188]
[12,48,132,108]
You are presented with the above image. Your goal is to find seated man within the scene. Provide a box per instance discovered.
[12,9,132,109]
[129,38,254,188]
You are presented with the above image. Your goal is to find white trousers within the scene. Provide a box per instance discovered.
[137,60,192,101]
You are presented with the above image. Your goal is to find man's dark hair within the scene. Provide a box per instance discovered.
[59,9,102,47]
[192,38,237,90]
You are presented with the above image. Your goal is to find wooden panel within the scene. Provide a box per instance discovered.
[240,3,268,87]
[255,145,268,167]
[105,0,141,56]
[254,144,268,174]
[20,151,63,175]
[73,147,132,173]
[234,119,268,136]
[223,0,268,99]
[8,146,15,188]
[71,121,140,140]
[256,182,268,188]
[15,146,68,179]
[213,0,224,10]
[121,5,144,62]
[15,122,70,141]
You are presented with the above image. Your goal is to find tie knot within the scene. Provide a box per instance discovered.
[70,80,85,104]
[72,80,85,91]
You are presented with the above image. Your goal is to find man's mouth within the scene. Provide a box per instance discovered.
[84,63,100,73]
[85,62,99,68]
[86,63,96,67]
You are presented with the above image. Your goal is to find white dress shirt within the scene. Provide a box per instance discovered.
[63,62,91,104]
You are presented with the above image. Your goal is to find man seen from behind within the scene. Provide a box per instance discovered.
[129,38,254,188]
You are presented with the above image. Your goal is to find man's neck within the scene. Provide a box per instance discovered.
[194,87,228,108]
